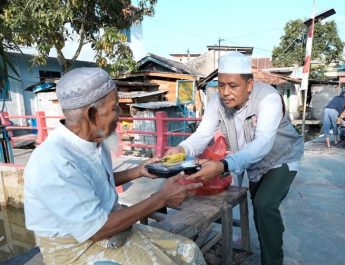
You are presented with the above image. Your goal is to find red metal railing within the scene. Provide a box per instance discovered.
[118,112,201,157]
[1,111,201,158]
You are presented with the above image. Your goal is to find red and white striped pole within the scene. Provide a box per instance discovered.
[301,0,316,136]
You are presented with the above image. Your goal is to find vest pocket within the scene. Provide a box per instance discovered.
[244,117,256,142]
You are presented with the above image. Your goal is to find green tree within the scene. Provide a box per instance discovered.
[272,19,344,79]
[0,0,20,109]
[1,0,157,76]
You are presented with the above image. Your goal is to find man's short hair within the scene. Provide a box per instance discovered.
[56,67,116,110]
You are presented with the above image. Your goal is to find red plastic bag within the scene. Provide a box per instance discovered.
[180,131,232,196]
[200,130,229,160]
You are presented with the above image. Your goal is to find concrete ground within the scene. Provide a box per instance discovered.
[116,136,345,265]
[6,135,345,265]
[240,136,345,265]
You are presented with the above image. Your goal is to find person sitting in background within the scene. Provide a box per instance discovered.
[322,91,345,148]
[24,67,206,265]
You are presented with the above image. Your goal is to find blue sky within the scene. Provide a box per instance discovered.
[140,0,345,58]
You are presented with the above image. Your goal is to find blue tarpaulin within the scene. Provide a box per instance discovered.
[25,81,56,93]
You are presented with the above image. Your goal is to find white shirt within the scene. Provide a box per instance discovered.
[24,122,117,242]
[180,93,299,181]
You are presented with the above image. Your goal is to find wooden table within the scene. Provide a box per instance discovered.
[23,186,250,265]
[142,186,250,265]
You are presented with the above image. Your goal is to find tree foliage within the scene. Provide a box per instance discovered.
[272,19,344,79]
[0,0,20,101]
[1,0,157,76]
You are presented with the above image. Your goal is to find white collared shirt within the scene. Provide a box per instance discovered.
[24,122,117,242]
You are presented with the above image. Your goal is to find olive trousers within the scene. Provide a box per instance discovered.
[249,164,297,265]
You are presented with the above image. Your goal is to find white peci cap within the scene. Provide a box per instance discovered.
[56,67,116,110]
[218,51,252,74]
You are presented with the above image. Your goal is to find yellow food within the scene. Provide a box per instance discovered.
[160,153,186,165]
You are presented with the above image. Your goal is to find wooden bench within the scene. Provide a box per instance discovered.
[141,186,250,265]
[23,186,250,265]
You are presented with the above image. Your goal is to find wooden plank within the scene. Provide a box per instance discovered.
[221,204,233,265]
[292,119,321,125]
[193,186,248,208]
[199,230,222,254]
[195,225,213,245]
[150,199,222,239]
[239,197,251,251]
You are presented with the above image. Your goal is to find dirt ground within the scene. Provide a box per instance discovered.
[204,241,253,265]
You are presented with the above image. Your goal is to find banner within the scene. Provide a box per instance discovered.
[176,80,195,104]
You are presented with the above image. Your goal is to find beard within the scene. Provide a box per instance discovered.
[103,131,119,154]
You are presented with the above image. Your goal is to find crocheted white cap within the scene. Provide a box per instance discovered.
[56,67,116,110]
[218,51,252,74]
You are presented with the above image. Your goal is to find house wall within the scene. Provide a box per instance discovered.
[36,92,63,129]
[187,50,245,76]
[310,84,340,120]
[277,83,301,120]
[187,50,220,76]
[169,54,200,64]
[126,76,195,106]
[146,79,177,102]
[144,78,202,114]
[3,53,94,126]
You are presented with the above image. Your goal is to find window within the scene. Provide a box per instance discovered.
[0,77,10,100]
[39,70,61,81]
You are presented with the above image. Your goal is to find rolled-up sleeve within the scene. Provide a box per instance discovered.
[34,159,108,243]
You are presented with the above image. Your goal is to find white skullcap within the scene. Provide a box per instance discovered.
[218,51,252,74]
[56,67,116,110]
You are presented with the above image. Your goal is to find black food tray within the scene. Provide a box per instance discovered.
[145,161,200,178]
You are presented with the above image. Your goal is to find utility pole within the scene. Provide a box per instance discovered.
[300,2,336,136]
[218,37,224,62]
[301,1,316,137]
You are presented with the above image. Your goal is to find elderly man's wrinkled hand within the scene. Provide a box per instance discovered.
[139,157,160,179]
[159,174,202,208]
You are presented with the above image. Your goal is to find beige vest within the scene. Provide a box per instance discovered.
[219,81,304,177]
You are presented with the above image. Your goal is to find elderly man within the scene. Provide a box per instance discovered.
[24,67,206,265]
[167,52,304,265]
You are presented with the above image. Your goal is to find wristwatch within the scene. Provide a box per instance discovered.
[220,159,231,178]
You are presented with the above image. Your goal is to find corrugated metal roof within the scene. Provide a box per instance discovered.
[129,101,178,109]
[207,46,253,54]
[138,53,193,74]
[116,81,159,88]
[119,90,168,99]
